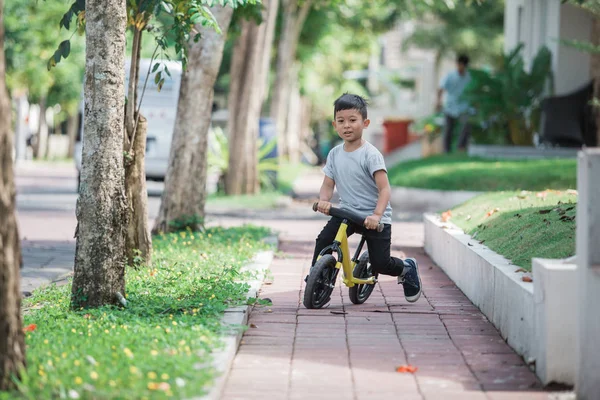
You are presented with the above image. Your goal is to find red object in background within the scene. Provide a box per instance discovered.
[382,119,414,154]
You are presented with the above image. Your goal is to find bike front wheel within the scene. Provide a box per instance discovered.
[303,254,338,309]
[348,252,377,305]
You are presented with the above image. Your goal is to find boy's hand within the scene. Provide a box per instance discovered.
[317,201,332,215]
[364,214,381,230]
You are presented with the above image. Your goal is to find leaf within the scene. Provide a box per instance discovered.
[514,213,522,218]
[154,71,162,85]
[59,40,71,59]
[164,65,171,78]
[522,276,533,283]
[441,210,452,222]
[485,208,499,218]
[330,311,347,315]
[157,78,165,92]
[396,365,418,373]
[468,243,473,246]
[514,268,527,273]
[538,209,552,214]
[152,62,160,73]
[249,323,258,328]
[560,215,575,222]
[23,324,37,332]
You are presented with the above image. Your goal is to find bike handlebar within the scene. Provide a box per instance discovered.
[312,202,384,233]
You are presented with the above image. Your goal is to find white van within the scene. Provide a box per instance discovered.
[75,59,183,181]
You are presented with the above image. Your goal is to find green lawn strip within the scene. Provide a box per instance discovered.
[5,226,272,400]
[206,191,284,210]
[388,154,577,191]
[450,190,577,271]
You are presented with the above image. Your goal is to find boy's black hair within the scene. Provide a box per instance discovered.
[333,93,369,119]
[457,54,470,66]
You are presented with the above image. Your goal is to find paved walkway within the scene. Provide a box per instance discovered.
[221,229,554,400]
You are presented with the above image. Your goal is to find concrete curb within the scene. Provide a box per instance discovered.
[423,213,535,363]
[390,186,480,214]
[197,234,278,400]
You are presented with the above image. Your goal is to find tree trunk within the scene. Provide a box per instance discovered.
[66,112,78,158]
[71,0,128,309]
[285,65,302,164]
[123,27,151,267]
[225,0,279,195]
[33,97,48,159]
[0,0,25,388]
[591,15,600,146]
[269,0,312,161]
[153,5,234,234]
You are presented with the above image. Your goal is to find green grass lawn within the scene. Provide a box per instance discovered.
[4,226,272,400]
[449,190,577,270]
[388,154,577,191]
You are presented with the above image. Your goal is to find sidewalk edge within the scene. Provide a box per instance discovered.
[197,234,278,400]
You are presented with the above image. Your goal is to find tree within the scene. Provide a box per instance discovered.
[269,0,313,163]
[402,0,504,78]
[70,0,128,308]
[225,0,279,195]
[0,0,25,388]
[153,4,236,233]
[4,0,86,160]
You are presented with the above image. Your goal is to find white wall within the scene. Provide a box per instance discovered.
[556,3,593,95]
[504,0,592,96]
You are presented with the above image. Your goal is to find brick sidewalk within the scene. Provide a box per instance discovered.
[221,234,555,400]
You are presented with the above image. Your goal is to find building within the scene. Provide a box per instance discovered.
[504,0,595,96]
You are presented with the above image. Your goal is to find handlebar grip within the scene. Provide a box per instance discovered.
[313,203,385,232]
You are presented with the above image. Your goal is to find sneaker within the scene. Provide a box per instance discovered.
[397,258,422,303]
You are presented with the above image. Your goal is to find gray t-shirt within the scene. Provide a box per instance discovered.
[323,141,392,224]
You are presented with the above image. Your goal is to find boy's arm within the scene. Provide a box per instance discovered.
[364,170,391,229]
[317,176,335,214]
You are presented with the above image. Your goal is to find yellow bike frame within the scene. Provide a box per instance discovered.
[318,221,376,288]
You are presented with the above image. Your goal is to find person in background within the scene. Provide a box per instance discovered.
[436,54,472,153]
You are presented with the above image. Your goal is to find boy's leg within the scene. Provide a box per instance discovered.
[311,217,355,267]
[362,225,403,276]
[363,225,422,303]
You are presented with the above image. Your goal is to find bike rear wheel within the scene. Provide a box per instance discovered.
[348,252,377,305]
[303,255,338,309]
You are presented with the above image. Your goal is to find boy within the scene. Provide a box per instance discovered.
[311,93,422,303]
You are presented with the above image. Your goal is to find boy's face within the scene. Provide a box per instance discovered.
[332,109,370,144]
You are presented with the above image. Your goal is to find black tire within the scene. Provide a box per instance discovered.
[303,254,338,309]
[348,252,377,305]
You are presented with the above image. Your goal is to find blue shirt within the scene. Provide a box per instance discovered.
[440,70,471,117]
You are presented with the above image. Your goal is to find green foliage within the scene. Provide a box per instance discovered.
[168,214,205,232]
[461,45,553,145]
[403,0,505,67]
[1,225,272,400]
[450,190,577,270]
[387,154,577,192]
[207,127,280,192]
[4,0,85,106]
[49,0,258,73]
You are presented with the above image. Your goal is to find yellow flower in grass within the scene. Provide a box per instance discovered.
[130,366,139,375]
[90,371,98,380]
[74,377,83,385]
[150,350,158,356]
[109,380,117,387]
[161,373,169,380]
[123,347,134,358]
[74,360,81,366]
[147,382,159,390]
[147,371,157,380]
